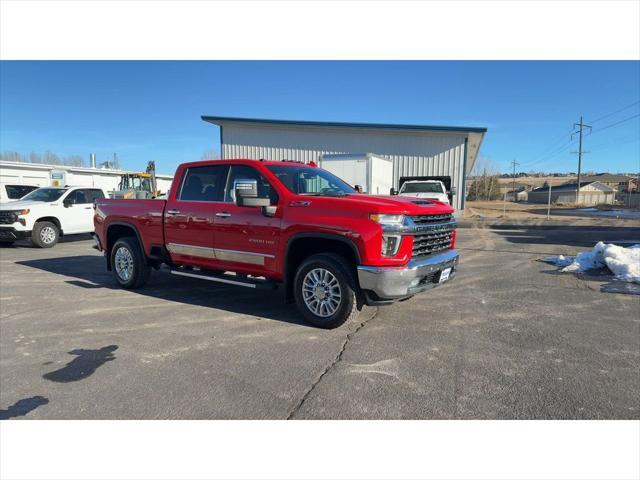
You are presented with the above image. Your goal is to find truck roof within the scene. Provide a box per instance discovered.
[180,158,317,169]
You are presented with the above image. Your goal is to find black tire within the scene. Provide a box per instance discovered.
[31,221,59,248]
[110,236,151,289]
[0,241,15,247]
[294,253,361,329]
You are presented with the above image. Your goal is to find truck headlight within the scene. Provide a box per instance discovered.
[381,234,401,257]
[369,213,405,225]
[17,209,30,215]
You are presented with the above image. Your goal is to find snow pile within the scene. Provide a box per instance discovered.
[545,242,640,284]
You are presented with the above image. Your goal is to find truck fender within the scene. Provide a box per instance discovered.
[283,232,362,302]
[104,221,146,270]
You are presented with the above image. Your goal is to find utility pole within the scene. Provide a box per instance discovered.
[511,159,519,202]
[547,179,552,220]
[571,116,592,203]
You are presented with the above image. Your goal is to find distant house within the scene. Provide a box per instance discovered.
[527,181,616,206]
[499,181,533,195]
[579,173,635,192]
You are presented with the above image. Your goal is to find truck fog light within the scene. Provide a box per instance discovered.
[381,235,401,257]
[409,278,420,287]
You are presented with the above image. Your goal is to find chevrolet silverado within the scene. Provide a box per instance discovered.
[93,159,459,328]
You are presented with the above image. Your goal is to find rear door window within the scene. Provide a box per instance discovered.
[178,165,230,202]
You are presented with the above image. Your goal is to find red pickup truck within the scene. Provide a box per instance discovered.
[93,159,459,328]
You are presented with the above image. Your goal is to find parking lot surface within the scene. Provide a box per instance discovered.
[1,224,639,419]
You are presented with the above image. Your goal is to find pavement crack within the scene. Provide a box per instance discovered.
[285,307,378,420]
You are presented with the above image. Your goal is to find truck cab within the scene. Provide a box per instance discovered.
[94,159,459,328]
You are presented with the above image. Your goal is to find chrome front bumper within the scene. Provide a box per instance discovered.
[357,249,459,301]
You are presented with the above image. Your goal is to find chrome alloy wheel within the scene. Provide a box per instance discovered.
[302,268,342,317]
[114,246,134,281]
[40,226,56,244]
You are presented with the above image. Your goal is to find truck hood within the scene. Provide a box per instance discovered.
[0,200,51,210]
[301,193,453,215]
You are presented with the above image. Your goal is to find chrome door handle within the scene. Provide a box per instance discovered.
[166,209,180,215]
[215,212,231,218]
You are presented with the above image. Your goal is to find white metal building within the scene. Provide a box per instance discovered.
[0,161,174,199]
[203,116,487,211]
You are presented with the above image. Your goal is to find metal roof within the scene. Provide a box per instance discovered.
[202,115,487,134]
[531,181,615,193]
[580,173,634,183]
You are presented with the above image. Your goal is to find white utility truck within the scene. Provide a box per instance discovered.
[397,179,450,204]
[0,186,107,248]
[319,153,393,195]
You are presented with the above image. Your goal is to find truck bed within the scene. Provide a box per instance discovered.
[94,198,166,256]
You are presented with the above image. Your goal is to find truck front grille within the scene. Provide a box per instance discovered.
[0,211,18,225]
[412,231,454,257]
[409,213,455,258]
[411,213,453,224]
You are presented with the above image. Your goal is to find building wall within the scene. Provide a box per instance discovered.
[221,123,469,211]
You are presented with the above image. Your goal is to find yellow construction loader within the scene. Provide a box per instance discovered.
[112,161,160,199]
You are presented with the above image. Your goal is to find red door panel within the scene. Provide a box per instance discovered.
[164,164,229,269]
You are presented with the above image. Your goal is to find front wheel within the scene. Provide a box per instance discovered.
[110,237,151,289]
[32,221,59,248]
[294,253,361,329]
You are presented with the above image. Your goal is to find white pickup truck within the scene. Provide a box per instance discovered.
[397,180,450,204]
[0,186,106,248]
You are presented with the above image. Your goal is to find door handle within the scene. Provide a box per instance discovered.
[215,212,231,218]
[84,207,92,210]
[166,209,180,215]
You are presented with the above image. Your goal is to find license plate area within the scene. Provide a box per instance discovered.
[439,267,452,283]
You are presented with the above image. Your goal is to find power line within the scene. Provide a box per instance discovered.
[519,130,574,168]
[590,113,640,135]
[587,100,640,124]
[519,138,575,170]
[589,136,640,153]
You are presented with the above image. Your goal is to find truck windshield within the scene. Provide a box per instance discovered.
[267,165,355,197]
[21,187,68,202]
[401,182,444,193]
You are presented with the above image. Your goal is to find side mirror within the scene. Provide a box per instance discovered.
[234,178,270,207]
[63,197,74,207]
[354,185,363,193]
[390,188,398,195]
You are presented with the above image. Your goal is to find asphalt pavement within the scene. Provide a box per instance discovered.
[1,223,639,419]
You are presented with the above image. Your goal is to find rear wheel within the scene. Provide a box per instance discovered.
[294,253,360,329]
[32,221,59,248]
[110,236,151,289]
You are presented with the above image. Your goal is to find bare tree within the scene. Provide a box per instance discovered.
[1,151,26,163]
[467,156,502,201]
[63,155,84,167]
[201,149,220,160]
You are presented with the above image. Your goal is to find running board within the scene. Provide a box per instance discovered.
[170,268,276,289]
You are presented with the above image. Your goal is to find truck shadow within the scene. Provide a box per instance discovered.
[43,345,118,383]
[0,396,49,420]
[16,256,308,326]
[2,233,93,249]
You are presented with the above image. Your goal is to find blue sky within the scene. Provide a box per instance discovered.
[1,61,638,175]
